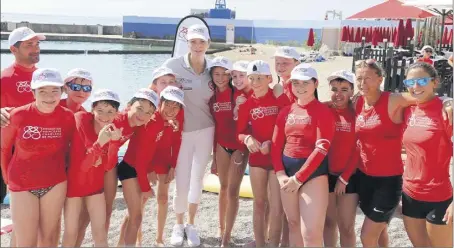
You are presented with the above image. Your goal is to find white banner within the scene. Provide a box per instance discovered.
[171,15,211,58]
[226,24,235,45]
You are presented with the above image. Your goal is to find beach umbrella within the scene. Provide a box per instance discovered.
[386,27,391,41]
[394,19,405,47]
[379,27,383,41]
[372,28,379,46]
[448,28,453,44]
[355,27,362,43]
[345,26,350,42]
[307,28,315,47]
[369,26,374,42]
[442,26,449,44]
[341,26,347,42]
[405,19,414,41]
[361,27,366,40]
[350,27,355,42]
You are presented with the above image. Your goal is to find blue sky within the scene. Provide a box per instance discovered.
[1,0,385,20]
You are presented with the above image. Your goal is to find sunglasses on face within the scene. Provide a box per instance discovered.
[403,77,433,87]
[67,82,92,92]
[424,49,433,53]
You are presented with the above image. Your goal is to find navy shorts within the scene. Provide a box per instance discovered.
[402,192,452,225]
[328,172,358,194]
[117,160,137,181]
[282,155,328,184]
[357,170,403,223]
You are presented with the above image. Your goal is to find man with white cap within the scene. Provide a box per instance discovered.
[163,23,214,247]
[273,46,301,103]
[1,27,46,127]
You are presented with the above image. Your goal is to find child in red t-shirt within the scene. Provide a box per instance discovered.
[1,68,75,247]
[62,89,122,247]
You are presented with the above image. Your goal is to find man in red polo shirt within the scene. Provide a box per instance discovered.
[1,27,45,127]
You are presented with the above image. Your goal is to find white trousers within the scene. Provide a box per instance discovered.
[173,126,214,214]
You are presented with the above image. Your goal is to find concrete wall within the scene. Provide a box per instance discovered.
[0,22,122,35]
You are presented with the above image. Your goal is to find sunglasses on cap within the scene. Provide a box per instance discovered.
[355,58,377,66]
[403,77,433,88]
[66,82,92,92]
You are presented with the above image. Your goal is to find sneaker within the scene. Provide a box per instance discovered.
[185,224,201,247]
[170,224,185,246]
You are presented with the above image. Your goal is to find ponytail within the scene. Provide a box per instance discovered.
[314,88,319,100]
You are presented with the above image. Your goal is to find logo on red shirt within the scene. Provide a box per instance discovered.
[286,114,311,125]
[16,81,32,93]
[213,102,232,112]
[408,115,436,128]
[356,114,381,128]
[250,106,278,120]
[22,126,42,139]
[335,121,352,132]
[156,131,163,141]
[22,126,62,140]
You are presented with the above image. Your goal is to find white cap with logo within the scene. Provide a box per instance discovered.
[92,89,120,103]
[134,88,160,108]
[151,67,178,83]
[227,60,249,73]
[64,68,93,83]
[420,45,434,52]
[290,64,318,81]
[187,24,210,41]
[247,60,272,76]
[210,56,233,71]
[327,70,355,84]
[161,86,185,107]
[273,46,300,60]
[9,27,46,47]
[31,68,64,89]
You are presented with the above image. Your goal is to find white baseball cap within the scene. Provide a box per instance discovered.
[210,56,232,71]
[8,27,46,47]
[92,89,120,103]
[151,67,178,83]
[420,45,434,52]
[247,60,272,76]
[187,24,210,41]
[161,86,185,107]
[134,88,159,108]
[64,68,93,83]
[327,70,355,84]
[31,68,64,90]
[273,46,300,60]
[290,64,318,81]
[227,60,249,73]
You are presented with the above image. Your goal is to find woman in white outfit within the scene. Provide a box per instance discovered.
[162,24,214,247]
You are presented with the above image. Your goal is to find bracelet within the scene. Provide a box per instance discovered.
[291,175,303,186]
[244,135,252,144]
[338,176,349,185]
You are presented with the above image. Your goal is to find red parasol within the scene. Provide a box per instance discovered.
[394,19,405,47]
[350,27,355,42]
[307,28,315,47]
[405,19,414,42]
[355,27,362,43]
[442,27,449,44]
[386,27,391,41]
[372,28,379,46]
[448,29,453,45]
[361,27,366,40]
[341,26,348,42]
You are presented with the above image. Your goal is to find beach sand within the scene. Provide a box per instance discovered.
[1,44,414,247]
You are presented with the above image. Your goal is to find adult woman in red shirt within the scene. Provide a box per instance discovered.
[62,89,122,247]
[401,62,452,248]
[237,60,290,247]
[1,68,75,247]
[209,57,248,247]
[352,59,452,247]
[323,70,359,247]
[272,64,335,247]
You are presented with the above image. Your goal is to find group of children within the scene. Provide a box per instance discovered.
[1,25,453,248]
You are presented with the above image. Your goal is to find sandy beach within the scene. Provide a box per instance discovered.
[1,44,415,247]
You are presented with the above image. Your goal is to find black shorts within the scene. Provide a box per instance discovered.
[402,192,452,225]
[357,170,403,223]
[328,172,358,194]
[220,145,236,156]
[282,155,328,184]
[117,160,137,181]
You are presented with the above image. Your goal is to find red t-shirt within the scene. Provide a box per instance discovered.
[417,57,434,65]
[67,112,121,197]
[1,63,36,108]
[328,107,359,181]
[283,82,296,104]
[59,99,86,113]
[0,103,75,191]
[237,89,290,166]
[114,111,136,146]
[402,97,453,202]
[211,88,242,150]
[151,110,184,169]
[123,112,164,192]
[355,92,403,176]
[272,100,335,183]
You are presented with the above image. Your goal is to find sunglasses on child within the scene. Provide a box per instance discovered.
[403,77,433,87]
[66,82,92,92]
[424,49,433,53]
